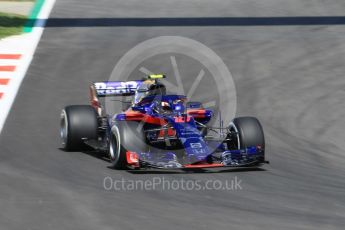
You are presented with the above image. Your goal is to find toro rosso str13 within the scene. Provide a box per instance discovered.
[60,74,268,170]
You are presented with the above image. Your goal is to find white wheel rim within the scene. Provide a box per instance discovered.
[229,122,241,150]
[60,110,68,148]
[109,126,121,163]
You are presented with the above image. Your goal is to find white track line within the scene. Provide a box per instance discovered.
[0,0,56,133]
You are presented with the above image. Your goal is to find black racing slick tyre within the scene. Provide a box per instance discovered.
[60,105,98,151]
[229,117,265,153]
[109,121,146,170]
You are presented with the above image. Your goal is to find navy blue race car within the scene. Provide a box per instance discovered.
[60,74,268,169]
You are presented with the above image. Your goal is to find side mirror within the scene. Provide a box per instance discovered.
[172,103,185,113]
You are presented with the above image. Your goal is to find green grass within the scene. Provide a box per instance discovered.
[0,12,27,39]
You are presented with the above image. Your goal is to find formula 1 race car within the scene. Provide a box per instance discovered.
[60,74,268,169]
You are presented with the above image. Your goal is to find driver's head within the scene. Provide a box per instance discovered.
[161,101,172,112]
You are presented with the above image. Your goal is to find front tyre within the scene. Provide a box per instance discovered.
[228,116,265,155]
[109,121,146,170]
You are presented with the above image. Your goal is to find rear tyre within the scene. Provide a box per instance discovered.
[228,116,265,154]
[109,121,146,169]
[60,105,98,151]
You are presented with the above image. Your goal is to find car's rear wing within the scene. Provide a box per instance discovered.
[92,81,143,97]
[89,75,164,115]
[90,80,143,116]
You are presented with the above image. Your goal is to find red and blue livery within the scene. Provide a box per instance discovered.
[60,75,268,170]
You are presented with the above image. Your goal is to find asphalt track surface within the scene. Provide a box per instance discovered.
[1,0,345,229]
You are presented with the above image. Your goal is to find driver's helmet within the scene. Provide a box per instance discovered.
[134,79,166,105]
[161,101,172,112]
